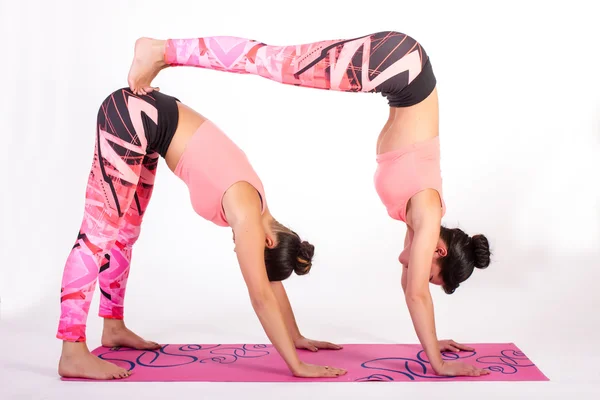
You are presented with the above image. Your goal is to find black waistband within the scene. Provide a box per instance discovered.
[384,57,437,108]
[149,91,180,157]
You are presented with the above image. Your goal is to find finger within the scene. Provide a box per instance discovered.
[323,369,340,377]
[440,345,456,352]
[154,87,161,92]
[309,345,318,352]
[449,340,472,351]
[441,345,459,352]
[467,367,487,377]
[455,343,475,352]
[316,341,342,350]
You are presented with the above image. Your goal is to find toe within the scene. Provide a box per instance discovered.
[141,340,160,350]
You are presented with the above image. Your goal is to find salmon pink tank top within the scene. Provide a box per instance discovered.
[374,136,446,222]
[174,120,266,227]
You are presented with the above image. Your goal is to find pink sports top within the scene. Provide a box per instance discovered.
[174,120,267,227]
[374,136,446,222]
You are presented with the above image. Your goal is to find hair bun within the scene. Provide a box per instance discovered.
[470,234,491,269]
[294,241,314,276]
[298,241,315,259]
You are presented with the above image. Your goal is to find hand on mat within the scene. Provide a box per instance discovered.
[435,360,490,377]
[438,339,475,353]
[294,336,343,352]
[293,362,347,378]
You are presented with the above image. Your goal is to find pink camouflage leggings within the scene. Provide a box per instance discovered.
[164,30,435,107]
[57,89,162,342]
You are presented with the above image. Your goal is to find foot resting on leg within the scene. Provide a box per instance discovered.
[127,37,168,95]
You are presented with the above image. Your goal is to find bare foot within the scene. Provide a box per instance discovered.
[101,319,161,350]
[127,37,168,95]
[58,341,131,380]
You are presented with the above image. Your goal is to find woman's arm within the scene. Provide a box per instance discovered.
[271,281,342,352]
[401,229,411,292]
[223,182,345,377]
[404,190,444,371]
[404,190,488,377]
[232,220,301,368]
[269,281,302,341]
[223,183,298,371]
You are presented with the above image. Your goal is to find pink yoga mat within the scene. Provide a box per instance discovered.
[67,343,548,382]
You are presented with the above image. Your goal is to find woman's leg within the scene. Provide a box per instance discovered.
[57,90,157,380]
[128,31,429,97]
[98,151,161,350]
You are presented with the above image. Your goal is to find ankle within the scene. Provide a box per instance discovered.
[136,37,168,66]
[61,341,89,356]
[103,318,126,332]
[153,39,168,66]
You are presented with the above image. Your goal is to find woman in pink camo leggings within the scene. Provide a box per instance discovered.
[128,31,492,378]
[57,88,346,380]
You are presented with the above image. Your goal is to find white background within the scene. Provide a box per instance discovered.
[1,0,599,398]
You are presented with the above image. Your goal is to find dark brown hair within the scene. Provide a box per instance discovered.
[264,222,314,281]
[438,226,491,294]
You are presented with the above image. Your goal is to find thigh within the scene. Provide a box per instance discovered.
[96,89,158,216]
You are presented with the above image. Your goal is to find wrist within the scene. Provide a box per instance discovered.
[288,358,303,374]
[430,356,444,372]
[423,345,444,371]
[291,333,303,342]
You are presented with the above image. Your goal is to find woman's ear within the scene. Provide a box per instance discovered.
[436,238,448,257]
[265,233,276,249]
